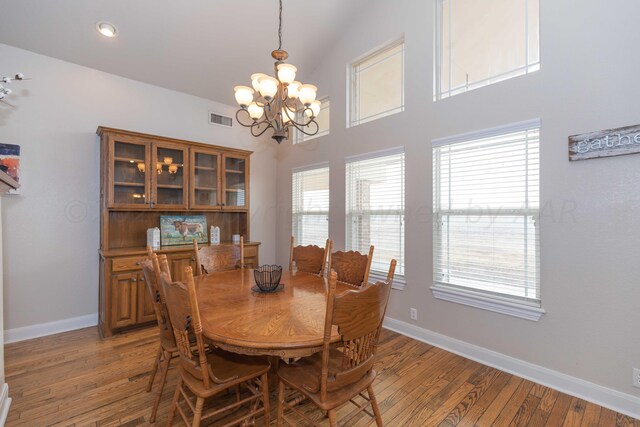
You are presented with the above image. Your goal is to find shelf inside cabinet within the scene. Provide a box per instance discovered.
[156,184,184,189]
[114,181,145,187]
[114,156,145,163]
[225,169,244,174]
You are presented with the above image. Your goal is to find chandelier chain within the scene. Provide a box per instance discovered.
[278,0,283,50]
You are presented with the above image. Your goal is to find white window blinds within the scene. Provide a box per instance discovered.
[433,123,540,305]
[346,149,405,278]
[292,165,330,247]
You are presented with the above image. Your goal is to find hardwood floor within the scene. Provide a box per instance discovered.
[5,326,638,426]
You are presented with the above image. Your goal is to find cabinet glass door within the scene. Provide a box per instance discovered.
[152,143,187,208]
[190,149,220,209]
[223,155,248,209]
[111,139,149,208]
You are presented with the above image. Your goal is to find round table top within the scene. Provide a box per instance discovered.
[195,269,351,358]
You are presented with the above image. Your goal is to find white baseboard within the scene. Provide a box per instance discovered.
[4,313,98,344]
[383,317,640,420]
[0,383,11,427]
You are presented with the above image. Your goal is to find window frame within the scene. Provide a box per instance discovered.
[434,0,540,101]
[348,36,405,128]
[291,163,330,248]
[431,119,545,321]
[294,96,330,144]
[345,147,406,290]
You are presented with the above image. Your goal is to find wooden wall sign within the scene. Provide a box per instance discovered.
[569,124,640,161]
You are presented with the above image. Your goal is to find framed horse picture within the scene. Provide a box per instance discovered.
[160,215,208,246]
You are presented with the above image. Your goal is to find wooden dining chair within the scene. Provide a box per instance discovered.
[193,237,244,276]
[289,236,331,276]
[141,251,178,423]
[160,266,270,427]
[276,270,393,427]
[327,241,374,287]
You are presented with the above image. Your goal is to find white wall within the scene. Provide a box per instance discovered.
[0,43,278,332]
[275,0,640,407]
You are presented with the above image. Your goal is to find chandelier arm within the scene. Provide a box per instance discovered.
[250,122,275,138]
[281,104,320,130]
[286,119,319,136]
[235,108,272,128]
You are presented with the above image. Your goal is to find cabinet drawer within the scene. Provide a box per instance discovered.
[112,256,147,272]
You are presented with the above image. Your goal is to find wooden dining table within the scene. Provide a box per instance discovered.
[194,268,353,359]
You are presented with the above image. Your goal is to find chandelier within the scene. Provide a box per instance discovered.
[233,0,320,144]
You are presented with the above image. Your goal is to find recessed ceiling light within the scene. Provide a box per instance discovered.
[96,21,118,38]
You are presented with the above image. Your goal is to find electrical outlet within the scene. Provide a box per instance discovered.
[410,308,417,321]
[633,368,640,388]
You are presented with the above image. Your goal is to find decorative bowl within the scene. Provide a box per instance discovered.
[253,265,283,293]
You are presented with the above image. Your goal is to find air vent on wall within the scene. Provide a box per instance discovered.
[209,112,233,128]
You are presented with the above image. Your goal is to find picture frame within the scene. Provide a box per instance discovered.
[0,143,21,194]
[160,215,208,246]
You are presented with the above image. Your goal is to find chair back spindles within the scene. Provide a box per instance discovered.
[289,236,331,277]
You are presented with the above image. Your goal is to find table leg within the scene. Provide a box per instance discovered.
[268,356,280,392]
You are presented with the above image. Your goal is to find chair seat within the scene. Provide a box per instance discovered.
[181,348,270,398]
[278,349,376,411]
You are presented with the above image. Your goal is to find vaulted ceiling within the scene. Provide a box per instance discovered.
[0,0,368,105]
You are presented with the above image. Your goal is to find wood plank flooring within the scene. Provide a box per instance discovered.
[5,326,639,426]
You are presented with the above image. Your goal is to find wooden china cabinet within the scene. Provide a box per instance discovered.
[98,127,259,337]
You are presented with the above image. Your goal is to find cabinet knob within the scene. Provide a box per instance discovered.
[140,278,145,282]
[132,278,137,282]
[135,262,141,266]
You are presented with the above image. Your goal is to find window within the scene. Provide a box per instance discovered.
[346,148,405,286]
[295,97,330,144]
[349,38,405,127]
[432,120,542,320]
[292,164,330,247]
[436,0,540,100]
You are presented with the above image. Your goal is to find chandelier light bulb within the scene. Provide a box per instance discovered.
[137,162,146,173]
[287,81,301,99]
[277,63,297,85]
[234,86,254,107]
[305,100,321,118]
[168,164,178,174]
[251,73,268,92]
[298,84,317,106]
[258,76,279,100]
[247,102,264,120]
[163,157,173,165]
